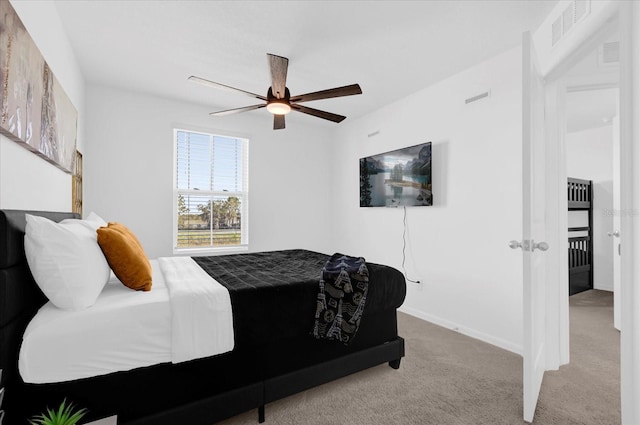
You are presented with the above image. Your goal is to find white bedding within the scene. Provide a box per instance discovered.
[158,256,234,363]
[19,257,234,384]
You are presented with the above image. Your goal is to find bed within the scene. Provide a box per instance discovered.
[0,210,406,424]
[567,178,593,296]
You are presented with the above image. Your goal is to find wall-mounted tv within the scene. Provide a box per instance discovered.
[360,142,432,207]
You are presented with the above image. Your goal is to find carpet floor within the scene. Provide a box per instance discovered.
[218,289,619,425]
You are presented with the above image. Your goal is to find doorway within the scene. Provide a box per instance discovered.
[538,14,621,425]
[563,30,620,306]
[524,1,639,423]
[561,34,620,425]
[520,3,628,421]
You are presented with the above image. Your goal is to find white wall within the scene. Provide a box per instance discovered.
[0,0,85,211]
[566,124,614,291]
[84,85,334,260]
[330,47,524,353]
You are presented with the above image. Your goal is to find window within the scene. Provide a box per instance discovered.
[174,129,249,252]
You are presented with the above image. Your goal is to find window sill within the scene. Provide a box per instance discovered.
[173,245,249,256]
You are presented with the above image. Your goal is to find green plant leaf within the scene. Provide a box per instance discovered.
[29,399,88,425]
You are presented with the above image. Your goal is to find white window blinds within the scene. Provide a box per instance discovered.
[174,129,249,251]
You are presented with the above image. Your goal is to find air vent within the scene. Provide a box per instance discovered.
[465,91,490,105]
[574,0,589,21]
[562,4,574,34]
[552,16,562,46]
[601,41,620,64]
[551,0,591,47]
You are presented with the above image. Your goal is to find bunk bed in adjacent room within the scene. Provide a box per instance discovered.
[568,178,594,295]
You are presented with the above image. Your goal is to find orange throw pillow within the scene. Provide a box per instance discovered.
[97,222,152,291]
[107,222,145,250]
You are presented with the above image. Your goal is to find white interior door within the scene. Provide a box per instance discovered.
[521,30,548,423]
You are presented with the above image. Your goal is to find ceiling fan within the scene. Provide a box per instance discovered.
[188,53,362,130]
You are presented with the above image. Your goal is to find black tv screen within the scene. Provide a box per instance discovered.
[360,142,432,207]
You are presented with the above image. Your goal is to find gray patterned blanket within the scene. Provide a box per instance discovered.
[312,253,369,345]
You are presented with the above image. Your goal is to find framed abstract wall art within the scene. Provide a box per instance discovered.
[0,0,77,173]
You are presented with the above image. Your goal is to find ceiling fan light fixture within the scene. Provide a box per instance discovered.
[266,101,291,115]
[192,53,362,129]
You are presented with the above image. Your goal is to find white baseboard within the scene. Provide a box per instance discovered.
[594,282,613,292]
[398,306,523,356]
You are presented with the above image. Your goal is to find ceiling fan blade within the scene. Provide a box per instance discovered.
[267,53,289,99]
[291,104,346,123]
[289,84,362,103]
[273,114,285,130]
[210,104,266,117]
[189,76,267,101]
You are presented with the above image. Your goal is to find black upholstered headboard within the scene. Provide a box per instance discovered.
[0,210,79,387]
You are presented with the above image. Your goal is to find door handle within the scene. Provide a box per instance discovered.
[533,241,549,251]
[509,240,522,250]
[608,230,620,238]
[509,240,548,251]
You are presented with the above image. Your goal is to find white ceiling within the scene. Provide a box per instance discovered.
[54,0,558,128]
[566,88,618,133]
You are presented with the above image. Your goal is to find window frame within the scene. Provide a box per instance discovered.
[172,127,249,255]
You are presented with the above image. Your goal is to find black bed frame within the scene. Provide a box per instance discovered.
[567,178,594,295]
[0,210,405,424]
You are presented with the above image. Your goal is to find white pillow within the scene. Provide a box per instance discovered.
[60,211,108,236]
[84,211,108,228]
[24,214,111,310]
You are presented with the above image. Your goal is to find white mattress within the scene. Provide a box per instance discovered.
[19,260,172,384]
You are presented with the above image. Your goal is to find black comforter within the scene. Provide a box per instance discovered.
[193,249,406,349]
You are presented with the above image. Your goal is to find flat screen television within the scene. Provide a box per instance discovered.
[360,142,432,207]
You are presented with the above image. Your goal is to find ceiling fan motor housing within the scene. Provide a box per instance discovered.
[266,87,292,115]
